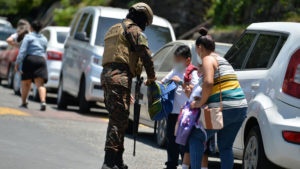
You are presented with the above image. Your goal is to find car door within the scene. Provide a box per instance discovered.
[63,12,82,94]
[226,31,287,151]
[67,12,90,96]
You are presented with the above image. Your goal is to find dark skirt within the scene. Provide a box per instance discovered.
[22,55,48,83]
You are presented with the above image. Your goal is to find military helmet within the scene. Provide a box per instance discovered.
[130,2,153,26]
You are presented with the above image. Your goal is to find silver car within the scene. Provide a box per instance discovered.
[57,6,176,113]
[129,40,231,146]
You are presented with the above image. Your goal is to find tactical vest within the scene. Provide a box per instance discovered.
[102,20,143,77]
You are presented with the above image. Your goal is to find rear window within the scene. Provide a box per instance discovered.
[224,33,256,69]
[245,34,280,69]
[57,32,68,44]
[95,17,173,53]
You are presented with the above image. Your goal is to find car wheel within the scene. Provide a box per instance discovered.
[7,65,14,88]
[156,118,167,147]
[13,72,21,95]
[32,85,40,101]
[78,79,90,113]
[243,126,278,169]
[57,78,68,110]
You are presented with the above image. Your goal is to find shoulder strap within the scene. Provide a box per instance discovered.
[121,22,136,52]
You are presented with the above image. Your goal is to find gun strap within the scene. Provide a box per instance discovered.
[121,22,136,52]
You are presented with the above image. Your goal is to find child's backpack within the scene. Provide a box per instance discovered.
[147,81,177,121]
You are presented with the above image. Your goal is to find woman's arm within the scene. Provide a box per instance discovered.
[191,56,216,108]
[15,35,29,71]
[6,36,18,48]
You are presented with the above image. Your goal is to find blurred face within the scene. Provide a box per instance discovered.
[173,55,191,71]
[196,45,205,58]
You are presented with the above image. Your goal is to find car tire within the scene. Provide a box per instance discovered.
[156,118,167,147]
[78,79,90,114]
[57,78,68,110]
[13,72,21,95]
[243,126,280,169]
[7,65,14,88]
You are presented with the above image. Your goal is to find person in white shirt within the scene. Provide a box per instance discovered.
[161,45,199,169]
[6,19,30,47]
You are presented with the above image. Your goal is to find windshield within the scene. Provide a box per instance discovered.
[57,31,68,44]
[0,29,15,41]
[95,17,173,53]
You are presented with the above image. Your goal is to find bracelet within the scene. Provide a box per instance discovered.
[178,80,183,86]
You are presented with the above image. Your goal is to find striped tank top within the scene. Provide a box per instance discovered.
[206,54,248,109]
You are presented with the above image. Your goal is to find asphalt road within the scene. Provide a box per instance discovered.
[0,81,242,169]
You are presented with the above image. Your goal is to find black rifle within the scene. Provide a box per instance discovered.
[133,76,143,156]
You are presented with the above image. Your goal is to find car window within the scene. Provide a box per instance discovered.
[74,13,89,41]
[70,12,81,37]
[56,31,68,44]
[94,17,173,53]
[224,33,256,69]
[0,28,15,41]
[85,15,93,39]
[41,30,50,41]
[153,45,173,71]
[159,45,179,72]
[245,34,280,69]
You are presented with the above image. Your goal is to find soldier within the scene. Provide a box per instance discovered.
[100,3,156,169]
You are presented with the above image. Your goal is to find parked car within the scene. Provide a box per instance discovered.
[0,27,15,50]
[57,6,176,113]
[221,22,300,169]
[129,40,232,146]
[30,26,70,100]
[0,18,12,28]
[0,27,17,87]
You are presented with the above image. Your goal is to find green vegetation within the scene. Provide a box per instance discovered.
[208,0,300,26]
[53,0,110,26]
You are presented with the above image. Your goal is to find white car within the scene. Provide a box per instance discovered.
[224,22,300,169]
[13,26,70,99]
[0,18,12,28]
[57,6,176,113]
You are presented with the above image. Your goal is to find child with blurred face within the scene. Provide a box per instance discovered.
[161,45,199,169]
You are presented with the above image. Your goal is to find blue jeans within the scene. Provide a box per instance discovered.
[189,107,247,169]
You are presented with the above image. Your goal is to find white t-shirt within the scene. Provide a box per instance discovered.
[162,68,199,114]
[10,33,18,42]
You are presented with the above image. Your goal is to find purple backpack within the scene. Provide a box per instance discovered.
[175,102,200,145]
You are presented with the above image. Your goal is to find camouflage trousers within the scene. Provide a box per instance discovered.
[103,84,131,153]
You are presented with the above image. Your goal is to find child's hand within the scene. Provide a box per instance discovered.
[171,76,181,83]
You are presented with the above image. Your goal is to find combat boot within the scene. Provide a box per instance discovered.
[103,150,117,168]
[115,151,128,169]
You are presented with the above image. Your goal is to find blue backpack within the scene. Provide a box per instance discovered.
[147,81,177,121]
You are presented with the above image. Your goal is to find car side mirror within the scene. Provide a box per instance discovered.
[74,32,89,42]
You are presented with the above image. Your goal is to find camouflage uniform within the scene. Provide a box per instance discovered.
[101,19,155,166]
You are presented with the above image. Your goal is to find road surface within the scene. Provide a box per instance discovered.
[0,81,242,169]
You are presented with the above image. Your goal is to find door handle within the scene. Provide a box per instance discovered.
[251,82,260,89]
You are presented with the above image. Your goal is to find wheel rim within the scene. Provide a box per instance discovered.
[244,136,259,169]
[13,73,20,92]
[157,119,166,144]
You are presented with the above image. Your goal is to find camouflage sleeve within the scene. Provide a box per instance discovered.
[127,29,156,79]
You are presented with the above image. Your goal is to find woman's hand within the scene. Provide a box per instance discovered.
[171,76,181,83]
[130,95,135,104]
[14,64,19,72]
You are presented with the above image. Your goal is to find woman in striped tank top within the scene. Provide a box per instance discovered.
[189,28,248,169]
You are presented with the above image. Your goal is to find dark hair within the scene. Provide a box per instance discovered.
[174,45,191,59]
[195,27,215,51]
[17,26,29,42]
[126,9,148,31]
[31,20,43,32]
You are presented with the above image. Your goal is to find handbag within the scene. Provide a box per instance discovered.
[199,57,224,130]
[175,102,200,145]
